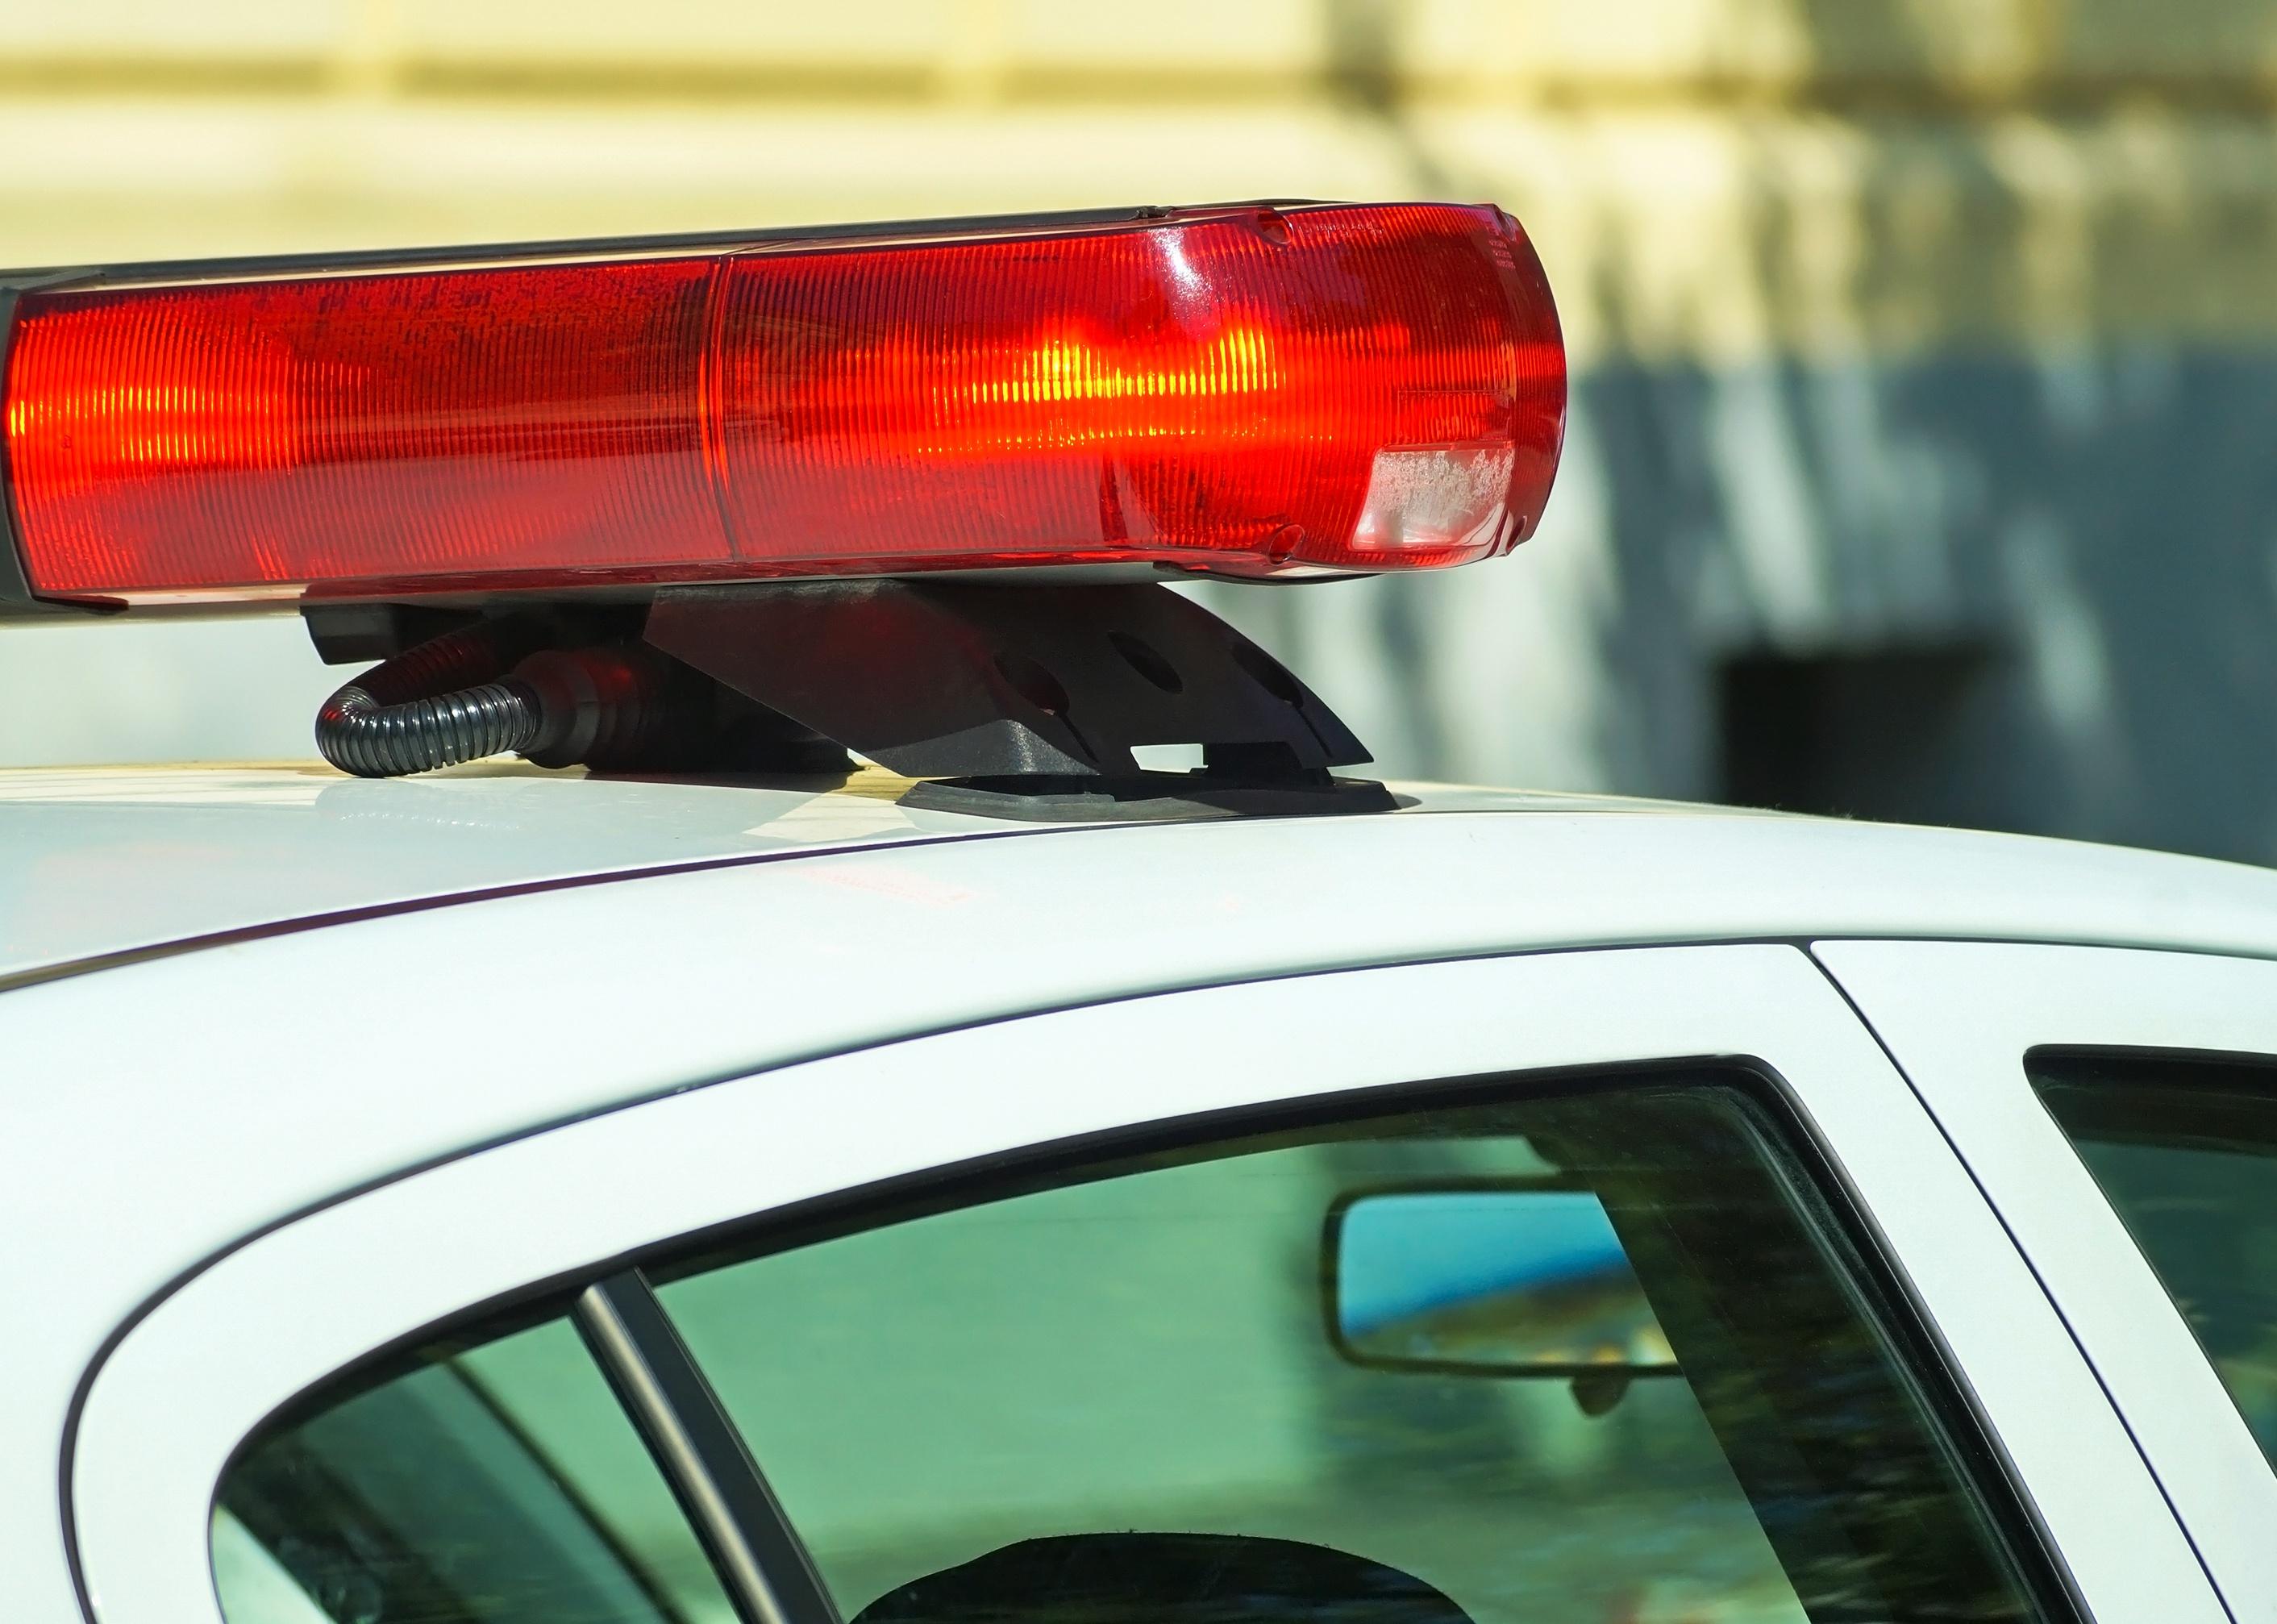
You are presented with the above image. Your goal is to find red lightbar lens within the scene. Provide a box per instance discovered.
[2,203,1564,604]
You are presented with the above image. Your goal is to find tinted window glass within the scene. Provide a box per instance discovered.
[2034,1051,2277,1461]
[654,1077,2050,1624]
[216,1316,736,1624]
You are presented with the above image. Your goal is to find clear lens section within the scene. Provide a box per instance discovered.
[2,203,1564,602]
[1351,442,1524,558]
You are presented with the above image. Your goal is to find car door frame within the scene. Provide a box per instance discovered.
[72,943,2214,1624]
[1819,939,2277,1624]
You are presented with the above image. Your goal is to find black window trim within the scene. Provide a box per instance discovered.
[575,1272,842,1624]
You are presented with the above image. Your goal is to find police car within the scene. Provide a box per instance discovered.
[5,202,2276,1624]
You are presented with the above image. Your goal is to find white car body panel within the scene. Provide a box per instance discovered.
[8,763,2277,1622]
[0,764,1697,987]
[74,946,2218,1624]
[0,763,1004,985]
[9,764,2277,990]
[1821,941,2277,1623]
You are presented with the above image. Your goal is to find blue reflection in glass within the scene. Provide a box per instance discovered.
[1335,1190,1675,1370]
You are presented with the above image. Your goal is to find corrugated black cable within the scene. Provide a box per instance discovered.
[314,620,546,778]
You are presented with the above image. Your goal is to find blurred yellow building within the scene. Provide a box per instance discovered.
[11,1,2277,356]
[5,2,2277,858]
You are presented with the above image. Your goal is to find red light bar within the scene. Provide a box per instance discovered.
[1,202,1564,607]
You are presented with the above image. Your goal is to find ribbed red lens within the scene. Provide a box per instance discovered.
[2,203,1564,604]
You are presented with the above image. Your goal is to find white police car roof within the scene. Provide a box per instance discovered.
[8,762,2277,992]
[0,763,1712,986]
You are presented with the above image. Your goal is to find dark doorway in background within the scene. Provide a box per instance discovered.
[1717,646,2002,827]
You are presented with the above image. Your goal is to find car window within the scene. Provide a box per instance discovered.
[654,1074,2050,1624]
[214,1071,2057,1624]
[2033,1050,2277,1462]
[215,1315,737,1624]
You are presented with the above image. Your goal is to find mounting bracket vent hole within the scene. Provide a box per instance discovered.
[994,652,1070,717]
[1109,631,1184,693]
[1230,641,1305,706]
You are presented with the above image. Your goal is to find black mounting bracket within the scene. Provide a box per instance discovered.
[643,580,1390,817]
[301,578,1393,818]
